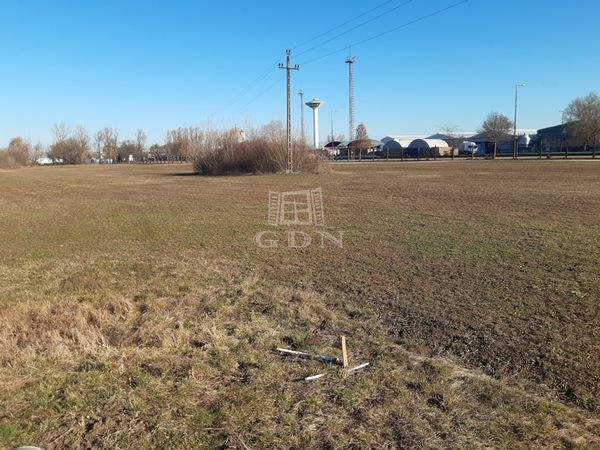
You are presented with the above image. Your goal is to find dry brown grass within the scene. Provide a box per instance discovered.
[0,161,599,449]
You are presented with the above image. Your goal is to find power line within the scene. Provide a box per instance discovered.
[225,63,278,110]
[232,0,468,119]
[226,0,414,112]
[239,74,283,112]
[350,1,469,51]
[299,0,469,66]
[291,0,397,51]
[295,0,415,58]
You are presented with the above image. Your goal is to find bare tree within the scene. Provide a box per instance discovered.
[51,123,70,144]
[136,129,147,160]
[95,127,119,163]
[48,139,83,164]
[259,121,286,169]
[7,137,31,166]
[166,126,204,161]
[48,127,88,164]
[46,125,89,164]
[356,123,368,140]
[75,125,91,155]
[46,124,90,164]
[354,123,370,159]
[326,133,346,143]
[260,120,286,141]
[30,142,45,163]
[441,126,465,159]
[479,112,513,159]
[564,92,600,154]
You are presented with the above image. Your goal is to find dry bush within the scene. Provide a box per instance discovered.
[0,149,17,168]
[0,137,31,168]
[8,138,30,166]
[191,127,326,175]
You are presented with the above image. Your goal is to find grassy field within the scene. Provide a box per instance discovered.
[0,161,599,449]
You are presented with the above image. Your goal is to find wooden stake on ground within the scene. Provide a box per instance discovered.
[305,373,326,381]
[348,362,370,373]
[341,336,349,368]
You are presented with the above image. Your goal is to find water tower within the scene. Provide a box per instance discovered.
[305,97,325,150]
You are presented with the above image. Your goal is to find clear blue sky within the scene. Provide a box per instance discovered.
[1,0,599,147]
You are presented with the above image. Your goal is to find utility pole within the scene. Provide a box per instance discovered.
[513,83,525,160]
[279,50,299,173]
[346,55,356,142]
[298,90,305,144]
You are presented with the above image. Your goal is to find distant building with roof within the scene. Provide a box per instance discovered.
[406,139,452,157]
[534,121,594,154]
[381,135,428,145]
[381,138,413,158]
[323,140,347,156]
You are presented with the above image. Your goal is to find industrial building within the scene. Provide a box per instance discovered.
[381,138,412,158]
[327,134,464,159]
[330,139,382,159]
[406,139,452,158]
[322,121,599,159]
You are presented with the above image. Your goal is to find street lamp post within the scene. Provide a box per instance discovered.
[330,111,335,145]
[330,109,339,157]
[513,83,525,160]
[298,90,305,144]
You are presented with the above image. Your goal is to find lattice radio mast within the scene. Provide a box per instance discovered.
[345,55,356,141]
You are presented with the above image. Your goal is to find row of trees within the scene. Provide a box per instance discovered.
[2,122,287,168]
[46,124,149,164]
[0,124,152,167]
[3,93,599,168]
[95,128,147,163]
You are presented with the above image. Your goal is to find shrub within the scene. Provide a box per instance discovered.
[190,127,326,175]
[0,150,17,168]
[48,137,88,164]
[0,137,32,168]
